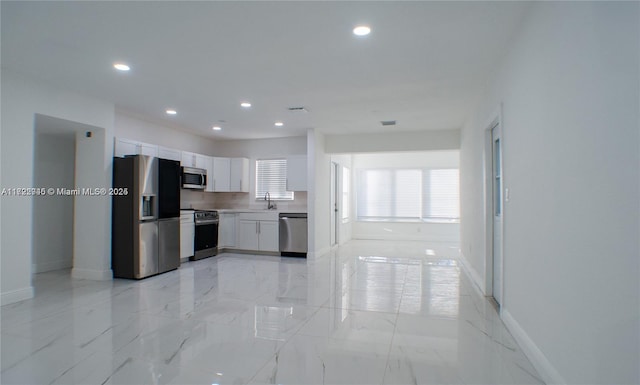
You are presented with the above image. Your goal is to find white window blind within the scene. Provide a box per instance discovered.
[356,168,459,222]
[255,159,294,200]
[423,169,459,220]
[356,169,421,220]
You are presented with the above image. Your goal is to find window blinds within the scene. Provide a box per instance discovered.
[255,159,294,200]
[356,168,459,221]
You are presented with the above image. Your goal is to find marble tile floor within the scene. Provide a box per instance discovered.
[1,240,544,385]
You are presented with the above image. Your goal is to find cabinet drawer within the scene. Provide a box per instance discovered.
[238,212,278,221]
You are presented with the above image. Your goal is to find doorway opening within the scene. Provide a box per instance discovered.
[31,114,106,277]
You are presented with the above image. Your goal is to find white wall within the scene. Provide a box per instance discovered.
[114,111,218,156]
[32,133,75,273]
[1,70,115,305]
[308,129,331,259]
[460,2,639,384]
[325,129,460,153]
[351,151,460,243]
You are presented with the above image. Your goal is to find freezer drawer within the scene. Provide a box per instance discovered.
[158,218,180,273]
[279,213,308,257]
[136,221,158,278]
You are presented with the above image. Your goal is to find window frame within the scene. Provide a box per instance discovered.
[355,167,459,223]
[255,158,294,201]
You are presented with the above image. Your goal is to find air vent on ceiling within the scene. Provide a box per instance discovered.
[381,120,397,126]
[287,106,308,113]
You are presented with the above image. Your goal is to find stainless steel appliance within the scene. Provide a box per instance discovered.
[192,210,219,260]
[181,166,206,190]
[279,213,308,257]
[112,155,181,279]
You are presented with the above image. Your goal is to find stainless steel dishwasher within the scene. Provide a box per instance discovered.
[279,213,308,257]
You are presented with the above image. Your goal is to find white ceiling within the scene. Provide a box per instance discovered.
[2,1,529,140]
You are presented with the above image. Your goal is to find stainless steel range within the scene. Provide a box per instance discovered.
[191,210,219,260]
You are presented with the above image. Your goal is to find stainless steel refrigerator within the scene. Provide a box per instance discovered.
[112,155,181,279]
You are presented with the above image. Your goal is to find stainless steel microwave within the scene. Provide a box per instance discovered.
[181,166,207,190]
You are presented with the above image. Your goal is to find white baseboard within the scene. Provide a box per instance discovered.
[71,267,113,281]
[32,259,72,274]
[502,309,566,385]
[308,246,331,260]
[352,234,460,243]
[1,286,35,306]
[457,251,487,296]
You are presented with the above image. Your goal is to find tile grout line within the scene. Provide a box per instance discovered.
[380,264,407,385]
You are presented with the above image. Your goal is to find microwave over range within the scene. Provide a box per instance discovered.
[181,166,206,190]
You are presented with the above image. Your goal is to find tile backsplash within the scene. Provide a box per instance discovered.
[180,190,308,211]
[215,191,308,211]
[180,189,216,209]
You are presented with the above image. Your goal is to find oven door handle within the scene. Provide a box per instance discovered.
[195,220,219,225]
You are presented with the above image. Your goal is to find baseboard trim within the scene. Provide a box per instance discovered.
[1,286,35,306]
[32,260,72,274]
[502,309,566,385]
[352,234,460,243]
[457,251,487,296]
[308,246,331,260]
[71,267,113,281]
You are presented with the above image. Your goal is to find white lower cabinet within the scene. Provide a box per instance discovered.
[180,211,194,260]
[219,213,237,248]
[237,213,279,252]
[238,220,260,250]
[257,220,279,252]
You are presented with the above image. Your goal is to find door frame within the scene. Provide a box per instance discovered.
[483,104,505,310]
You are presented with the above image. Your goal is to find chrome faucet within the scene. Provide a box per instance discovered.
[265,192,276,210]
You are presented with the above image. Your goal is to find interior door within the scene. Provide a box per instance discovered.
[330,162,338,246]
[492,122,503,305]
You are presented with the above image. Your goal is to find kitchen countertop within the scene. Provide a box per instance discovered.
[194,208,307,214]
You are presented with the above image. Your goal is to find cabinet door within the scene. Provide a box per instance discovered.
[204,156,215,192]
[180,222,194,259]
[181,152,196,168]
[213,157,231,192]
[195,154,209,170]
[230,158,249,192]
[158,147,182,161]
[114,138,138,157]
[286,155,307,191]
[238,220,259,250]
[258,220,279,252]
[219,213,237,248]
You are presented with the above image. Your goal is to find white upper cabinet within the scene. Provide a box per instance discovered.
[286,155,307,191]
[195,154,209,170]
[114,138,158,158]
[158,146,181,162]
[213,157,231,192]
[181,151,198,168]
[204,156,215,192]
[230,158,249,192]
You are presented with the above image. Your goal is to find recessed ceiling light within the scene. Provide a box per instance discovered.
[113,63,130,71]
[166,109,177,115]
[240,102,252,108]
[274,121,284,127]
[353,25,371,36]
[212,126,222,131]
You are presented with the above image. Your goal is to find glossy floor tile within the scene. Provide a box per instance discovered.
[1,240,543,384]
